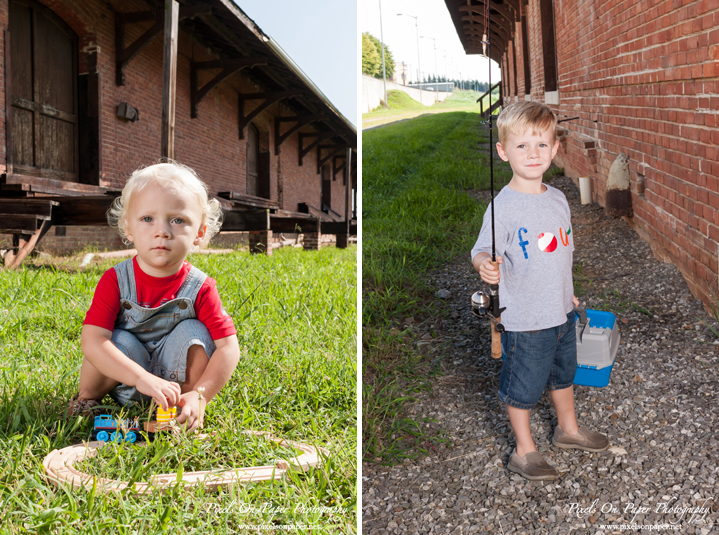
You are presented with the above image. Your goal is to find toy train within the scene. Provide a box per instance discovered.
[91,407,178,443]
[92,415,140,443]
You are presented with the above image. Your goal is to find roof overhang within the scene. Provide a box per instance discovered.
[119,0,356,147]
[444,0,519,65]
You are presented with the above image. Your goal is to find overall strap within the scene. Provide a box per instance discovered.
[175,264,208,303]
[113,258,137,302]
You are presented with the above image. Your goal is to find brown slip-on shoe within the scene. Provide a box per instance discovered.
[552,426,609,452]
[507,449,559,480]
[66,394,101,418]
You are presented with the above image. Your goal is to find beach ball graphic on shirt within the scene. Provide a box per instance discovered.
[537,232,558,253]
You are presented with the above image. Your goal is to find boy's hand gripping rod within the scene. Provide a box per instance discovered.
[470,3,506,359]
[471,271,506,359]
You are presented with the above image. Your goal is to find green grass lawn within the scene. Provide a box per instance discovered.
[363,112,512,463]
[0,246,357,533]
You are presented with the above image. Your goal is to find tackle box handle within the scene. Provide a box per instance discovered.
[574,304,588,343]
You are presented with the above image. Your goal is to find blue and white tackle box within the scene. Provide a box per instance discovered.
[573,306,620,387]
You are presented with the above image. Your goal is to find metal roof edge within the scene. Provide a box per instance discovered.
[224,1,356,137]
[262,36,357,137]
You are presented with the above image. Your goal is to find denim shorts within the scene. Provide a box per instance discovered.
[108,319,216,407]
[498,311,577,409]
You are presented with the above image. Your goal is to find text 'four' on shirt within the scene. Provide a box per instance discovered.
[518,226,572,259]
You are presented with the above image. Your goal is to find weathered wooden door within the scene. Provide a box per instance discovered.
[246,123,259,196]
[8,0,78,181]
[321,164,331,212]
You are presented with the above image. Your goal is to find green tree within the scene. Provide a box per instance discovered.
[363,32,395,79]
[362,32,381,77]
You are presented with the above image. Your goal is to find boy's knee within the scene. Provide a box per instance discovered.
[110,329,144,357]
[168,319,216,358]
[175,318,209,334]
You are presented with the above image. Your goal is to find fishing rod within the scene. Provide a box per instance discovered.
[471,0,505,359]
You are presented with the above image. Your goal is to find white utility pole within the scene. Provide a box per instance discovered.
[379,0,388,107]
[397,13,422,103]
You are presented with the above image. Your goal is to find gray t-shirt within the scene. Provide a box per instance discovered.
[471,184,575,331]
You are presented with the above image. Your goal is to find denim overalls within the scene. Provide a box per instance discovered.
[108,258,216,406]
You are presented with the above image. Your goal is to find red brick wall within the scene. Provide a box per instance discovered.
[507,0,719,309]
[0,0,348,252]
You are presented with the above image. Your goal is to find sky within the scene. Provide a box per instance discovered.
[361,0,501,85]
[237,1,358,127]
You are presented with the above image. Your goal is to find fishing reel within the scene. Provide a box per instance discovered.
[470,287,506,332]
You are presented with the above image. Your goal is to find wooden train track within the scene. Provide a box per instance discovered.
[43,430,327,494]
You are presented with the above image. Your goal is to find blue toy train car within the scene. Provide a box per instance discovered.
[92,415,140,443]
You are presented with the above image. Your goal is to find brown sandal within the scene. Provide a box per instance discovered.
[66,395,102,418]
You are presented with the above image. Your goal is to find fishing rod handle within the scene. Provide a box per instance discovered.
[490,261,502,358]
[490,316,503,359]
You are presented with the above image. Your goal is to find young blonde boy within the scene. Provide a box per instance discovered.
[471,101,608,480]
[67,162,240,431]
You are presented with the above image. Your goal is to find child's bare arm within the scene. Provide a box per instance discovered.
[81,324,181,409]
[175,334,240,430]
[472,252,504,285]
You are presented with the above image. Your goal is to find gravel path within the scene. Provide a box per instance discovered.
[362,176,719,534]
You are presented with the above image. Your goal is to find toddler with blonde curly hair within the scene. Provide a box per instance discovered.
[68,162,239,431]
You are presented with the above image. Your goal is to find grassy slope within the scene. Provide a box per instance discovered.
[363,90,500,129]
[385,90,427,111]
[0,247,356,533]
[363,113,512,462]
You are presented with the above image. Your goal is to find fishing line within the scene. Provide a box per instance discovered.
[486,2,496,264]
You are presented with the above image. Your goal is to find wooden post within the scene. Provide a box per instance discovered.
[161,0,179,160]
[5,30,13,176]
[344,148,352,234]
[336,149,353,249]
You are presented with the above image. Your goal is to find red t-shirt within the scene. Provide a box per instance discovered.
[83,257,236,340]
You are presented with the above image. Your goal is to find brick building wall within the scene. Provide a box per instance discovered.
[0,0,351,254]
[499,0,719,310]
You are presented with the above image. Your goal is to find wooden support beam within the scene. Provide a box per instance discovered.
[115,5,213,86]
[298,132,335,167]
[191,58,266,118]
[217,191,279,210]
[333,155,346,180]
[161,0,179,160]
[317,144,350,174]
[115,12,163,86]
[463,37,506,63]
[320,221,356,235]
[222,210,319,232]
[343,148,353,236]
[238,91,302,139]
[4,219,53,269]
[118,11,156,24]
[4,30,13,177]
[462,23,511,45]
[270,216,319,234]
[0,214,47,233]
[1,174,116,196]
[274,115,326,155]
[196,13,289,91]
[0,199,58,218]
[177,5,214,21]
[52,196,117,226]
[220,209,270,232]
[459,3,516,29]
[332,154,346,180]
